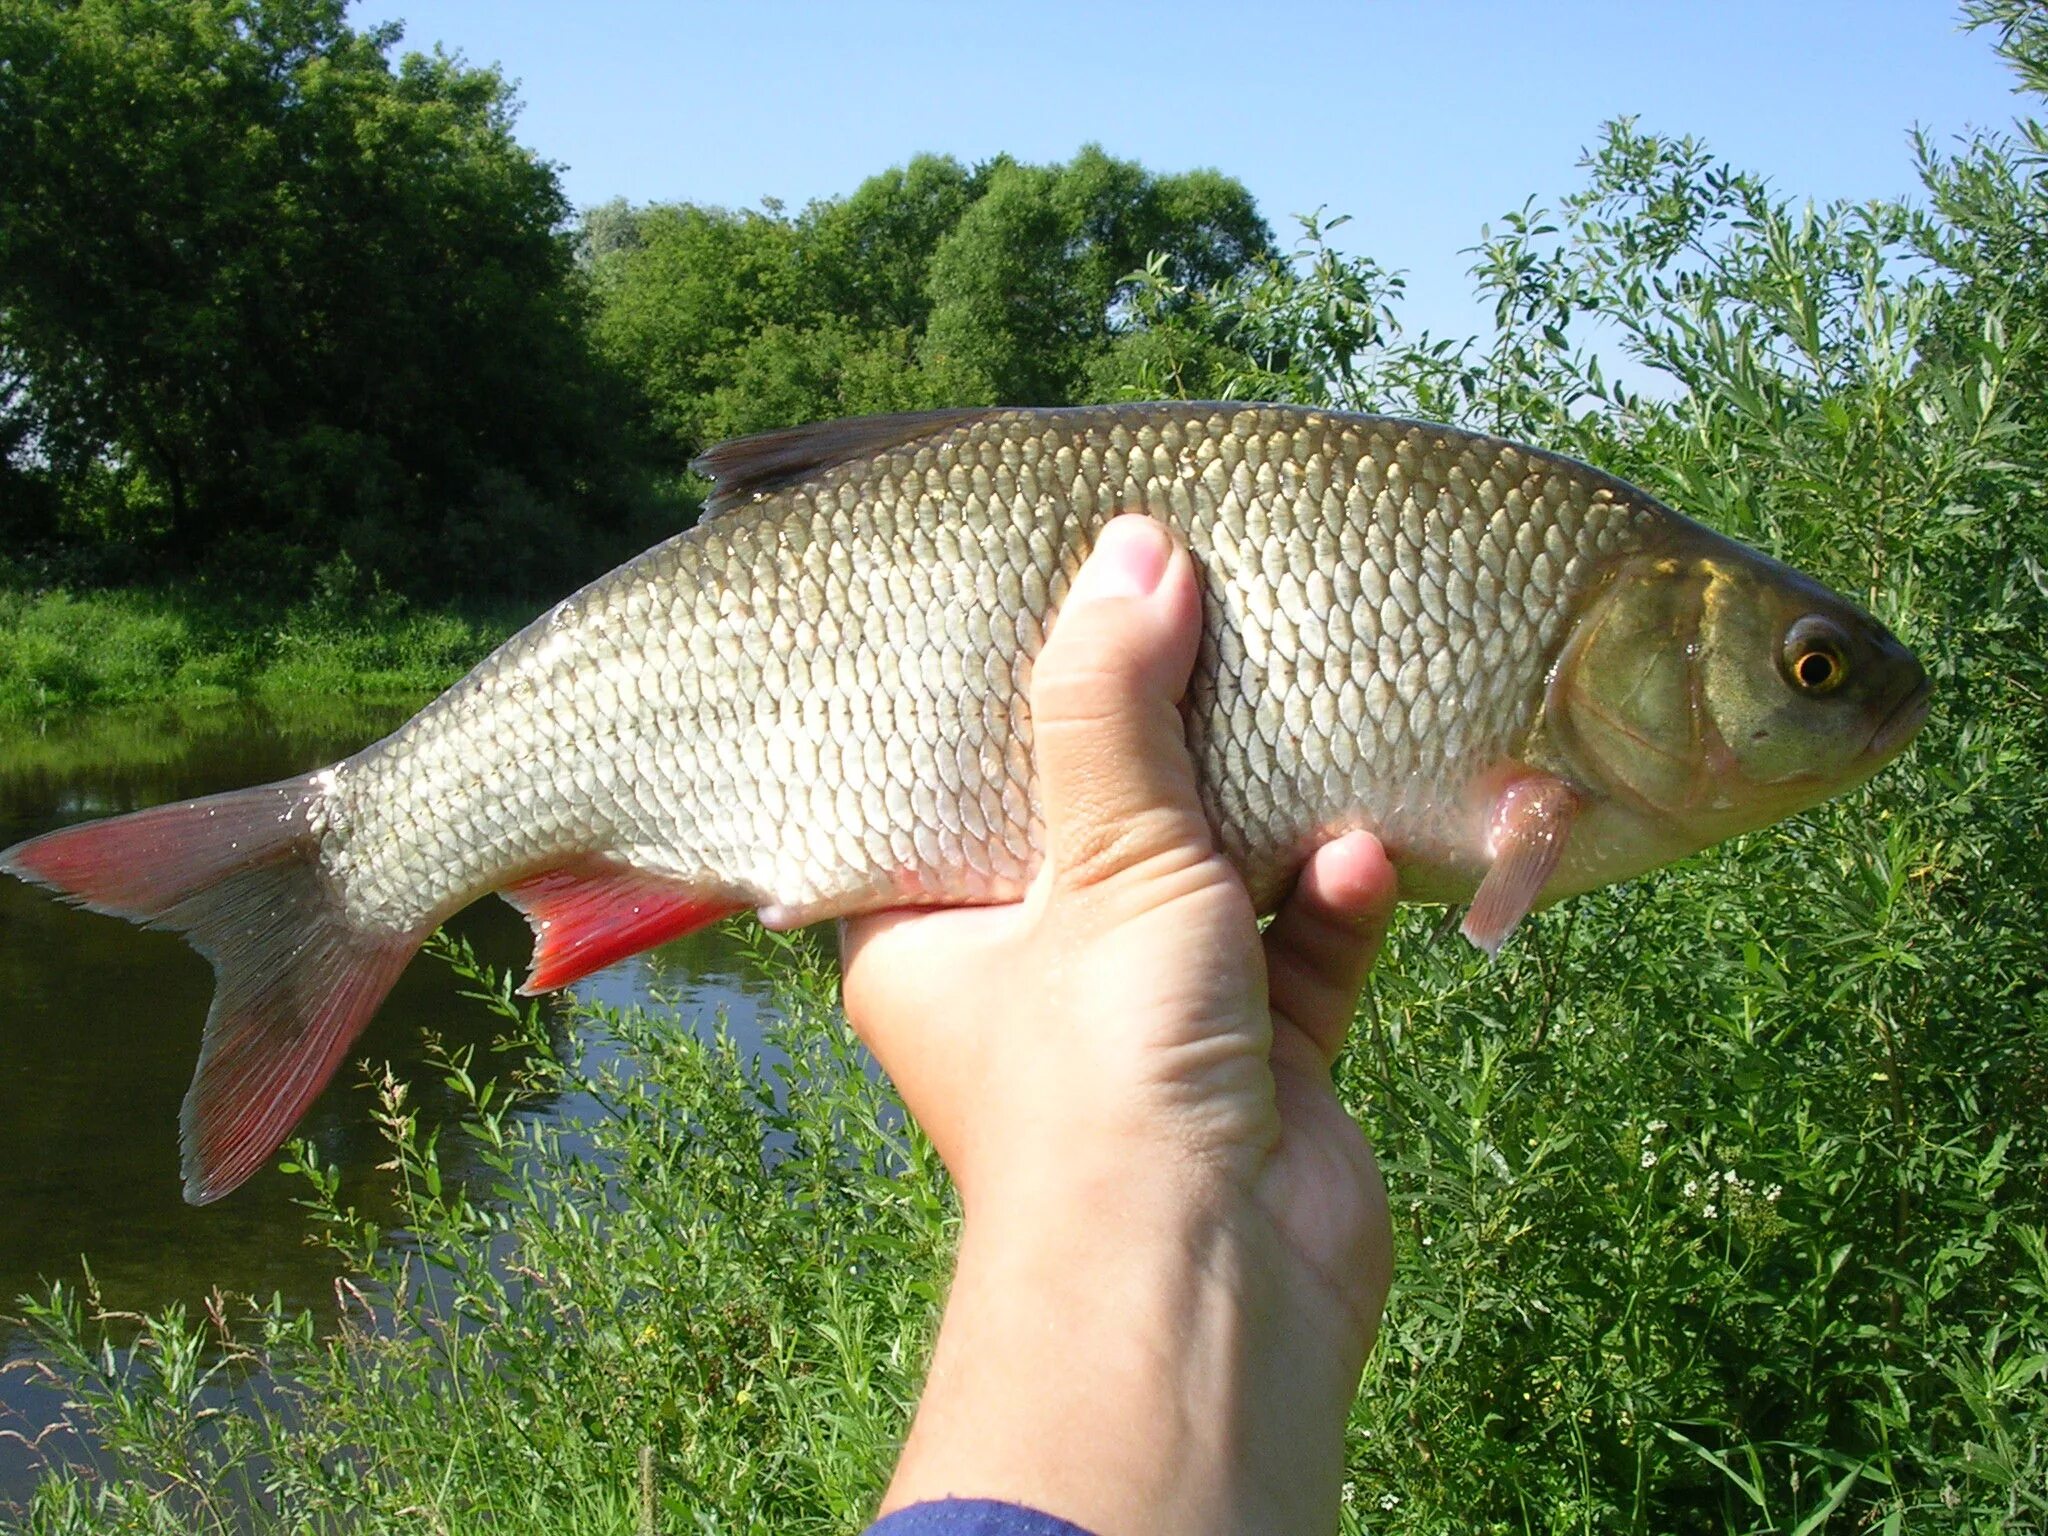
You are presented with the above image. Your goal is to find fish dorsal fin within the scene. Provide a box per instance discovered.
[691,408,992,517]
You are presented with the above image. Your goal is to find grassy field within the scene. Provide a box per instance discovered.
[0,581,509,727]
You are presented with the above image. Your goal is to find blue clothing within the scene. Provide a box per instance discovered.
[864,1498,1099,1536]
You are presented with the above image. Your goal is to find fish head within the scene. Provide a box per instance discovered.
[1544,533,1929,862]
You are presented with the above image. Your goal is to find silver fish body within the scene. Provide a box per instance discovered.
[3,403,1929,1200]
[334,405,1651,924]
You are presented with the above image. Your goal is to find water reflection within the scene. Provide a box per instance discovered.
[0,701,787,1505]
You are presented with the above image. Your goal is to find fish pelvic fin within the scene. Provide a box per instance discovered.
[1461,774,1581,954]
[502,859,742,994]
[1,780,425,1204]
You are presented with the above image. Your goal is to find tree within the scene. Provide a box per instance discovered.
[920,147,1271,405]
[584,148,1277,463]
[0,0,654,596]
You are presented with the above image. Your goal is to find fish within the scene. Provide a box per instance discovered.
[0,404,1931,1202]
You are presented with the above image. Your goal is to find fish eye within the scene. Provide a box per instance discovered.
[1783,616,1848,695]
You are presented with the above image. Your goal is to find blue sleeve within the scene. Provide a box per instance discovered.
[863,1497,1100,1536]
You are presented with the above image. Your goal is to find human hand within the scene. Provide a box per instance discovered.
[842,514,1399,1536]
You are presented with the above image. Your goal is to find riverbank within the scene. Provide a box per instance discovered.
[0,582,511,726]
[3,559,2043,1530]
[10,759,2046,1530]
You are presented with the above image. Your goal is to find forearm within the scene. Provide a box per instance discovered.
[880,1173,1361,1536]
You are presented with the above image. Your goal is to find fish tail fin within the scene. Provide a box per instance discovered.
[1,778,424,1204]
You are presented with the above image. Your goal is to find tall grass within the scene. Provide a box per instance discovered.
[9,932,951,1534]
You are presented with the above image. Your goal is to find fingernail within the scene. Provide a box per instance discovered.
[1074,516,1170,601]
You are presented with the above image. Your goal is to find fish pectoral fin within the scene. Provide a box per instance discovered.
[1461,774,1581,954]
[502,860,743,994]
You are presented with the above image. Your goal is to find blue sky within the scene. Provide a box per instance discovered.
[351,2,2023,343]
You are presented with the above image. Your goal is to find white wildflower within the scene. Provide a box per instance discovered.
[1766,1184,1784,1203]
[1380,1493,1401,1511]
[1640,1149,1658,1169]
[1683,1178,1699,1198]
[1703,1202,1718,1219]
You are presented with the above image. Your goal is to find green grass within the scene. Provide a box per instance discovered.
[0,583,510,726]
[6,756,2042,1534]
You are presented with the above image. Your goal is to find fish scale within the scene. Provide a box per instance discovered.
[320,406,1643,933]
[2,401,1929,1201]
[364,409,1630,933]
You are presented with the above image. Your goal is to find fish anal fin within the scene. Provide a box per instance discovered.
[504,860,741,994]
[691,409,990,516]
[1461,774,1581,954]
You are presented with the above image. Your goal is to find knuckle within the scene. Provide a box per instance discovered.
[1028,658,1142,730]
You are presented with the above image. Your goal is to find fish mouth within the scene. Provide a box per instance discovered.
[1867,676,1932,761]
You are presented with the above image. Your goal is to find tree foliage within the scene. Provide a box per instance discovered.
[2,14,1273,601]
[583,147,1274,458]
[0,0,655,596]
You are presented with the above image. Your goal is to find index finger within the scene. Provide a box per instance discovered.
[1263,832,1399,1064]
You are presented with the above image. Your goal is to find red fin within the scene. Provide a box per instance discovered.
[1461,775,1580,954]
[503,860,740,994]
[3,781,312,917]
[183,926,418,1204]
[3,780,427,1204]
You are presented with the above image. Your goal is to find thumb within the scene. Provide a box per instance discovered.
[1030,514,1210,892]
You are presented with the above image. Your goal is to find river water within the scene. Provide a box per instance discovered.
[0,701,786,1505]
